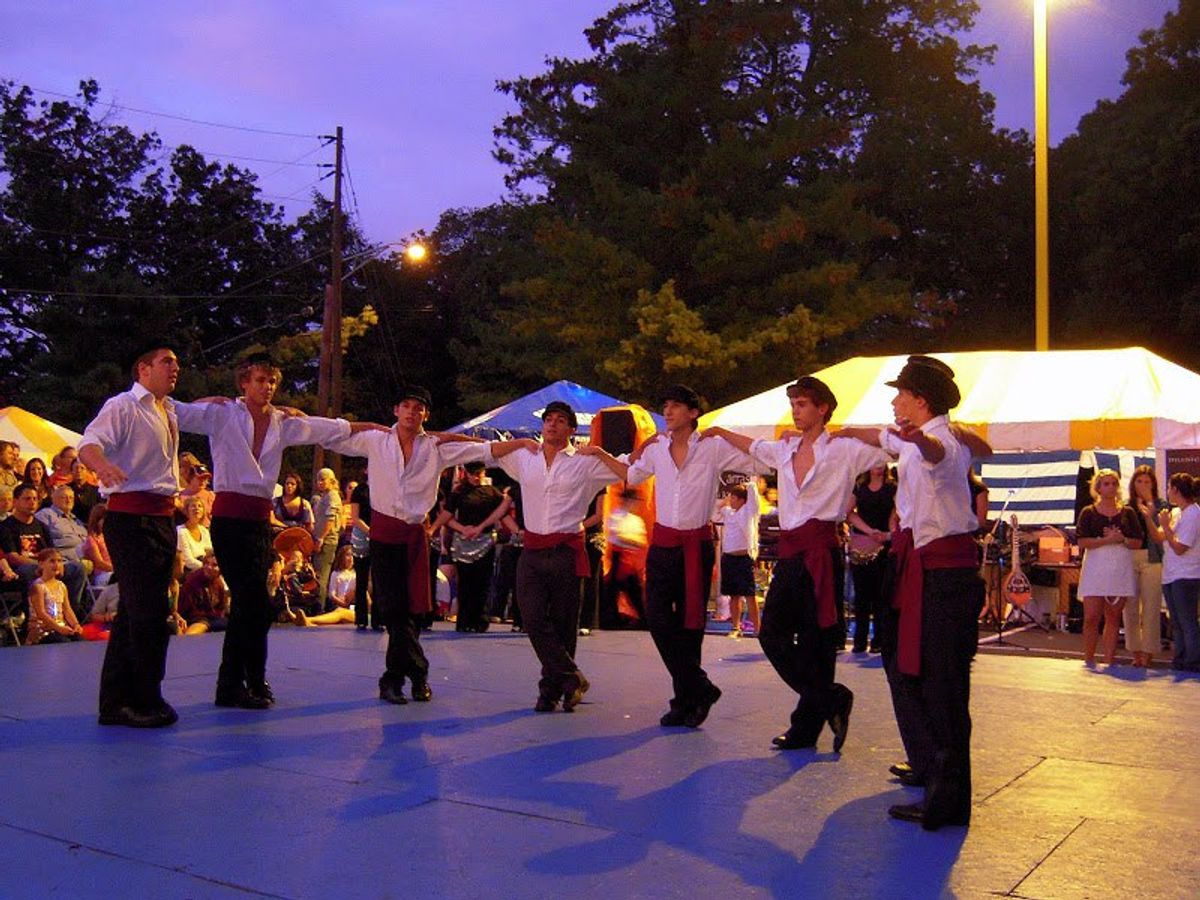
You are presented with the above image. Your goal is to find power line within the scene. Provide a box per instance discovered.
[0,286,309,300]
[6,81,321,139]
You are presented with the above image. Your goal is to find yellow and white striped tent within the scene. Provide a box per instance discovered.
[698,347,1200,453]
[0,406,83,464]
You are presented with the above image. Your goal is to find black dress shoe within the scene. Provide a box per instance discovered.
[410,681,432,702]
[247,682,275,706]
[888,802,925,824]
[771,731,816,750]
[98,706,173,728]
[534,695,558,712]
[379,684,408,705]
[660,704,688,727]
[154,701,179,726]
[829,686,853,753]
[683,684,722,728]
[215,687,272,710]
[889,762,914,778]
[561,673,585,712]
[897,770,925,787]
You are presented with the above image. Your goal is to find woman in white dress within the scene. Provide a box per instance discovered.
[1076,469,1140,667]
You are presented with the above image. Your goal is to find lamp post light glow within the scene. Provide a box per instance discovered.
[404,242,428,264]
[1034,0,1050,350]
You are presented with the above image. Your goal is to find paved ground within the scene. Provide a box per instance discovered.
[1,625,1196,899]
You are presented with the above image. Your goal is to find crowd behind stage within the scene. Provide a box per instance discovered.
[1,435,1198,674]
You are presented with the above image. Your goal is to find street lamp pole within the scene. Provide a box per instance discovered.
[1034,0,1050,350]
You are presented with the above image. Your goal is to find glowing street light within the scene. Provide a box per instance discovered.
[1034,0,1050,350]
[404,242,428,264]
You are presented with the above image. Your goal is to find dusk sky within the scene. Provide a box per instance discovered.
[0,1,1177,245]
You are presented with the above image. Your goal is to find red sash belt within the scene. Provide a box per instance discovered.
[651,523,714,630]
[524,530,590,578]
[107,491,175,516]
[890,528,979,676]
[777,519,840,629]
[371,511,431,615]
[212,492,273,522]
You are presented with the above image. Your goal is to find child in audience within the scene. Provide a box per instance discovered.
[26,548,83,644]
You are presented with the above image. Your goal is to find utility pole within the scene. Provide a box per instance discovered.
[314,125,344,481]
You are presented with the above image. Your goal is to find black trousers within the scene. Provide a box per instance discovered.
[516,545,582,699]
[645,542,716,708]
[98,511,175,714]
[882,563,985,814]
[370,538,430,690]
[455,549,495,631]
[212,516,275,693]
[758,550,847,743]
[579,539,602,630]
[850,554,888,650]
[352,554,377,628]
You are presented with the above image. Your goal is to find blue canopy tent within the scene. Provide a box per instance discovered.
[447,380,664,439]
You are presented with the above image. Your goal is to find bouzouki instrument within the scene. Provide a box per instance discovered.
[1002,514,1032,608]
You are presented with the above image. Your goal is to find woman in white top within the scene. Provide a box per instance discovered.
[177,495,214,572]
[1159,473,1200,672]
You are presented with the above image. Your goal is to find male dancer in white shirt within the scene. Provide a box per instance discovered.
[79,344,184,728]
[173,353,388,709]
[334,386,497,705]
[489,401,623,712]
[702,376,888,751]
[593,385,758,729]
[835,356,986,830]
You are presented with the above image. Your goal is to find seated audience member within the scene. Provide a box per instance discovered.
[279,549,321,619]
[68,458,101,524]
[35,483,90,563]
[0,482,88,620]
[23,458,50,508]
[46,446,78,489]
[83,504,113,586]
[25,548,83,644]
[294,606,356,626]
[327,544,357,609]
[272,472,315,535]
[90,581,120,626]
[0,485,12,522]
[178,552,230,635]
[0,440,20,491]
[177,496,214,572]
[177,452,215,525]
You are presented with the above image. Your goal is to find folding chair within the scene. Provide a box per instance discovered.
[0,585,24,646]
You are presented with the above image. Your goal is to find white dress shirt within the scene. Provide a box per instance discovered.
[494,444,619,534]
[880,416,977,548]
[174,400,351,498]
[333,430,490,524]
[749,431,888,530]
[626,431,757,530]
[718,480,761,558]
[79,382,179,497]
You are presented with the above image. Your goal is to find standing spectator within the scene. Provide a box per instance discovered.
[439,461,509,633]
[0,482,88,620]
[0,485,13,522]
[69,458,102,524]
[176,495,214,572]
[348,476,376,630]
[845,465,898,653]
[1159,473,1200,672]
[178,552,230,635]
[35,483,90,563]
[272,472,315,535]
[1127,465,1168,667]
[579,490,606,634]
[718,481,760,638]
[0,440,20,491]
[46,446,78,489]
[23,457,50,507]
[1076,469,1140,667]
[311,467,342,611]
[24,548,83,645]
[83,504,113,586]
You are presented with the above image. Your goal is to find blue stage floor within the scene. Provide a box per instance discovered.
[1,626,1197,899]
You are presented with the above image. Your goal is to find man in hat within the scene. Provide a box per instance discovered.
[333,386,499,705]
[78,344,184,728]
[489,400,625,712]
[701,376,889,751]
[835,355,988,830]
[593,385,759,728]
[172,353,388,709]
